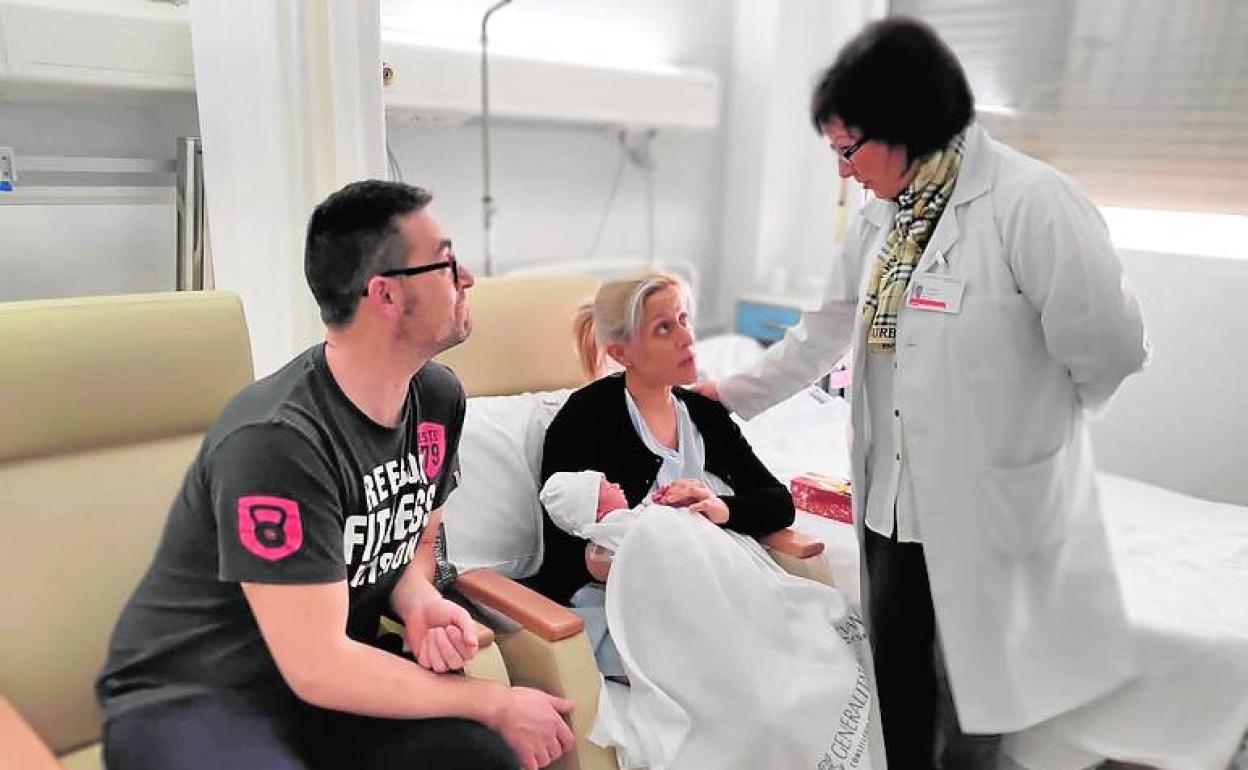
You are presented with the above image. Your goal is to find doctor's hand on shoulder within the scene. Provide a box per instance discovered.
[690,381,721,402]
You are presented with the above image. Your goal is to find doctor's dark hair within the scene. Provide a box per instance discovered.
[304,180,433,327]
[810,16,973,162]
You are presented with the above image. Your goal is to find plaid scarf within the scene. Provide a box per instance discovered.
[862,132,966,352]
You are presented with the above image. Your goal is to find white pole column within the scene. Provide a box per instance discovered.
[714,0,875,331]
[190,0,386,377]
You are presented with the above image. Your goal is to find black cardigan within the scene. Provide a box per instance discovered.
[528,373,795,603]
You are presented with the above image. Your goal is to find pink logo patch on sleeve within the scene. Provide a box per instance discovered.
[417,421,446,479]
[237,495,303,561]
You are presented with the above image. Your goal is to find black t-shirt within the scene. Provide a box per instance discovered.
[97,345,464,719]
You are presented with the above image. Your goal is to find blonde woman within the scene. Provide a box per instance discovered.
[529,271,795,604]
[529,272,883,770]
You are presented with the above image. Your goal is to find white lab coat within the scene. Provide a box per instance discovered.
[720,123,1148,733]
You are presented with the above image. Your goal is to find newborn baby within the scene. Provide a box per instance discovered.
[539,470,649,676]
[541,470,725,584]
[539,470,642,556]
[594,476,629,522]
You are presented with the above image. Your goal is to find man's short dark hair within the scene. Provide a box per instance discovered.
[304,180,434,327]
[810,16,973,162]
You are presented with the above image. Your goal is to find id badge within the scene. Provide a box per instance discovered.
[906,274,964,314]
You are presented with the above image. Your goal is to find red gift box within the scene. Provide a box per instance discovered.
[790,474,852,524]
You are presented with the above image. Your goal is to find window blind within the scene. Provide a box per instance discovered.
[889,0,1248,214]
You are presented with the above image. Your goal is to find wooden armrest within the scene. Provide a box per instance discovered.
[456,569,584,643]
[760,527,824,559]
[0,695,61,770]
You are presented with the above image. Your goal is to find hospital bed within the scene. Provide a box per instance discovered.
[715,364,1248,770]
[440,271,1248,770]
[693,325,1248,770]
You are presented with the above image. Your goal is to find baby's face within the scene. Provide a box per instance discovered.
[596,478,629,517]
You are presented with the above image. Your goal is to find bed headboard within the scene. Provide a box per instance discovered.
[436,274,601,397]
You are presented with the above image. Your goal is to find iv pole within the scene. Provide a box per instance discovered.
[480,0,513,277]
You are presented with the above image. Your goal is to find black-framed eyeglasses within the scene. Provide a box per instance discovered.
[832,137,868,166]
[362,255,459,296]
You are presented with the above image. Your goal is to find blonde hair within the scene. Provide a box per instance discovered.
[573,270,694,380]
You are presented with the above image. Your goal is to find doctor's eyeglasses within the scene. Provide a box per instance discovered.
[362,255,459,296]
[832,137,868,167]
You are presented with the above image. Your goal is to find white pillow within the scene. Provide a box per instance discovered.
[695,333,766,382]
[443,390,571,578]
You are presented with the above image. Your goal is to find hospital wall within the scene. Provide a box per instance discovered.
[386,118,729,319]
[386,0,872,332]
[1091,249,1248,507]
[384,0,738,321]
[0,98,198,302]
[0,0,869,336]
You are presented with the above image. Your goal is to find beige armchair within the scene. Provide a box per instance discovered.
[0,292,507,770]
[0,292,255,770]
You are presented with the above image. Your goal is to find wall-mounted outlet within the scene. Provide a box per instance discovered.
[0,147,14,192]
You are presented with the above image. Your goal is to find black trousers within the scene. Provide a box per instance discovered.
[103,687,518,770]
[864,526,1003,770]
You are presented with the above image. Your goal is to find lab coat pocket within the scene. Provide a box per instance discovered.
[983,444,1070,557]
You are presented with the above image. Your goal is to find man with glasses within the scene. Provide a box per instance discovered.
[97,180,574,770]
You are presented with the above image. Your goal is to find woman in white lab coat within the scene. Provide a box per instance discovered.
[697,17,1148,770]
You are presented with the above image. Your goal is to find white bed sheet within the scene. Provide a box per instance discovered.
[1009,474,1248,770]
[736,392,1248,770]
[733,385,861,599]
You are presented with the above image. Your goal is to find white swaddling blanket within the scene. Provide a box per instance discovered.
[590,508,886,770]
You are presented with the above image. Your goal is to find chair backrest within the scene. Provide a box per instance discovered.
[0,291,253,755]
[436,274,600,396]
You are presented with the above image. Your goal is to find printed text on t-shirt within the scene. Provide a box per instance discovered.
[344,440,440,588]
